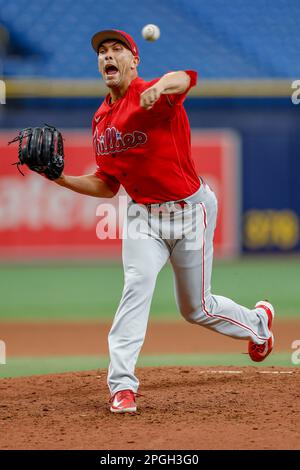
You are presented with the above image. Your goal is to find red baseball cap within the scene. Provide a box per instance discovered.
[91,29,139,57]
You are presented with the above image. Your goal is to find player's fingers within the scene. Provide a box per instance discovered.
[140,89,151,102]
[152,88,159,101]
[143,101,153,110]
[140,90,150,106]
[140,96,149,108]
[140,88,159,109]
[146,92,157,106]
[140,94,153,109]
[149,88,159,101]
[141,87,158,101]
[142,101,152,110]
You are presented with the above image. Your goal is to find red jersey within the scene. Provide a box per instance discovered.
[93,70,200,204]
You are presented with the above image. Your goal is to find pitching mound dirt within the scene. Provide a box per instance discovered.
[1,366,299,450]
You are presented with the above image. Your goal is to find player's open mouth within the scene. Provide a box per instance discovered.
[105,64,119,75]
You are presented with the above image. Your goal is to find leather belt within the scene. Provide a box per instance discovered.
[131,199,188,212]
[132,177,204,210]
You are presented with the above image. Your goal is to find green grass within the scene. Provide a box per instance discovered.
[0,258,299,321]
[0,353,296,378]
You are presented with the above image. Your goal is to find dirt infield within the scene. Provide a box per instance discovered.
[1,319,298,356]
[0,366,299,450]
[1,320,299,449]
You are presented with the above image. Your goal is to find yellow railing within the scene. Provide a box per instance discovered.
[4,78,296,98]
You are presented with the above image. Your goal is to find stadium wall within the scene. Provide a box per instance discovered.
[0,95,299,256]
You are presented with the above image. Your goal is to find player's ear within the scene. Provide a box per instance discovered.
[131,56,140,70]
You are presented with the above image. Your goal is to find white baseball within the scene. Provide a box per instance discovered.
[141,24,160,41]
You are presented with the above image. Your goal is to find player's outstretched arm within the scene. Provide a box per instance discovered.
[55,174,116,198]
[9,126,115,198]
[140,71,191,110]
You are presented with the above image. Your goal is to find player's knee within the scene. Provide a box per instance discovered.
[182,292,216,324]
[179,304,206,324]
[179,298,214,324]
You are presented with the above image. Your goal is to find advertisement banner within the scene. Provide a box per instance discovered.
[0,130,241,260]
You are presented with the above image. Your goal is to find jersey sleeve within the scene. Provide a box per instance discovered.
[94,167,120,195]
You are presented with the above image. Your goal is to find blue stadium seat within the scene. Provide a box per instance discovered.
[0,0,300,79]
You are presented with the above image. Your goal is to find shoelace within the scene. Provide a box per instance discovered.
[250,343,266,353]
[109,390,143,403]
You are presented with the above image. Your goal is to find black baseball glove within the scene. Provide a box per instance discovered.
[8,125,64,180]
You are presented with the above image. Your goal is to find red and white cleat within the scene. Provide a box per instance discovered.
[248,301,275,362]
[110,389,137,413]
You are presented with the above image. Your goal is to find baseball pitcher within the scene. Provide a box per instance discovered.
[10,29,275,414]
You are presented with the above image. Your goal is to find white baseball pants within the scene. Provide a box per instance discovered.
[107,182,271,395]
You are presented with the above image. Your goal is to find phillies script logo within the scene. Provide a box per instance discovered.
[93,127,147,156]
